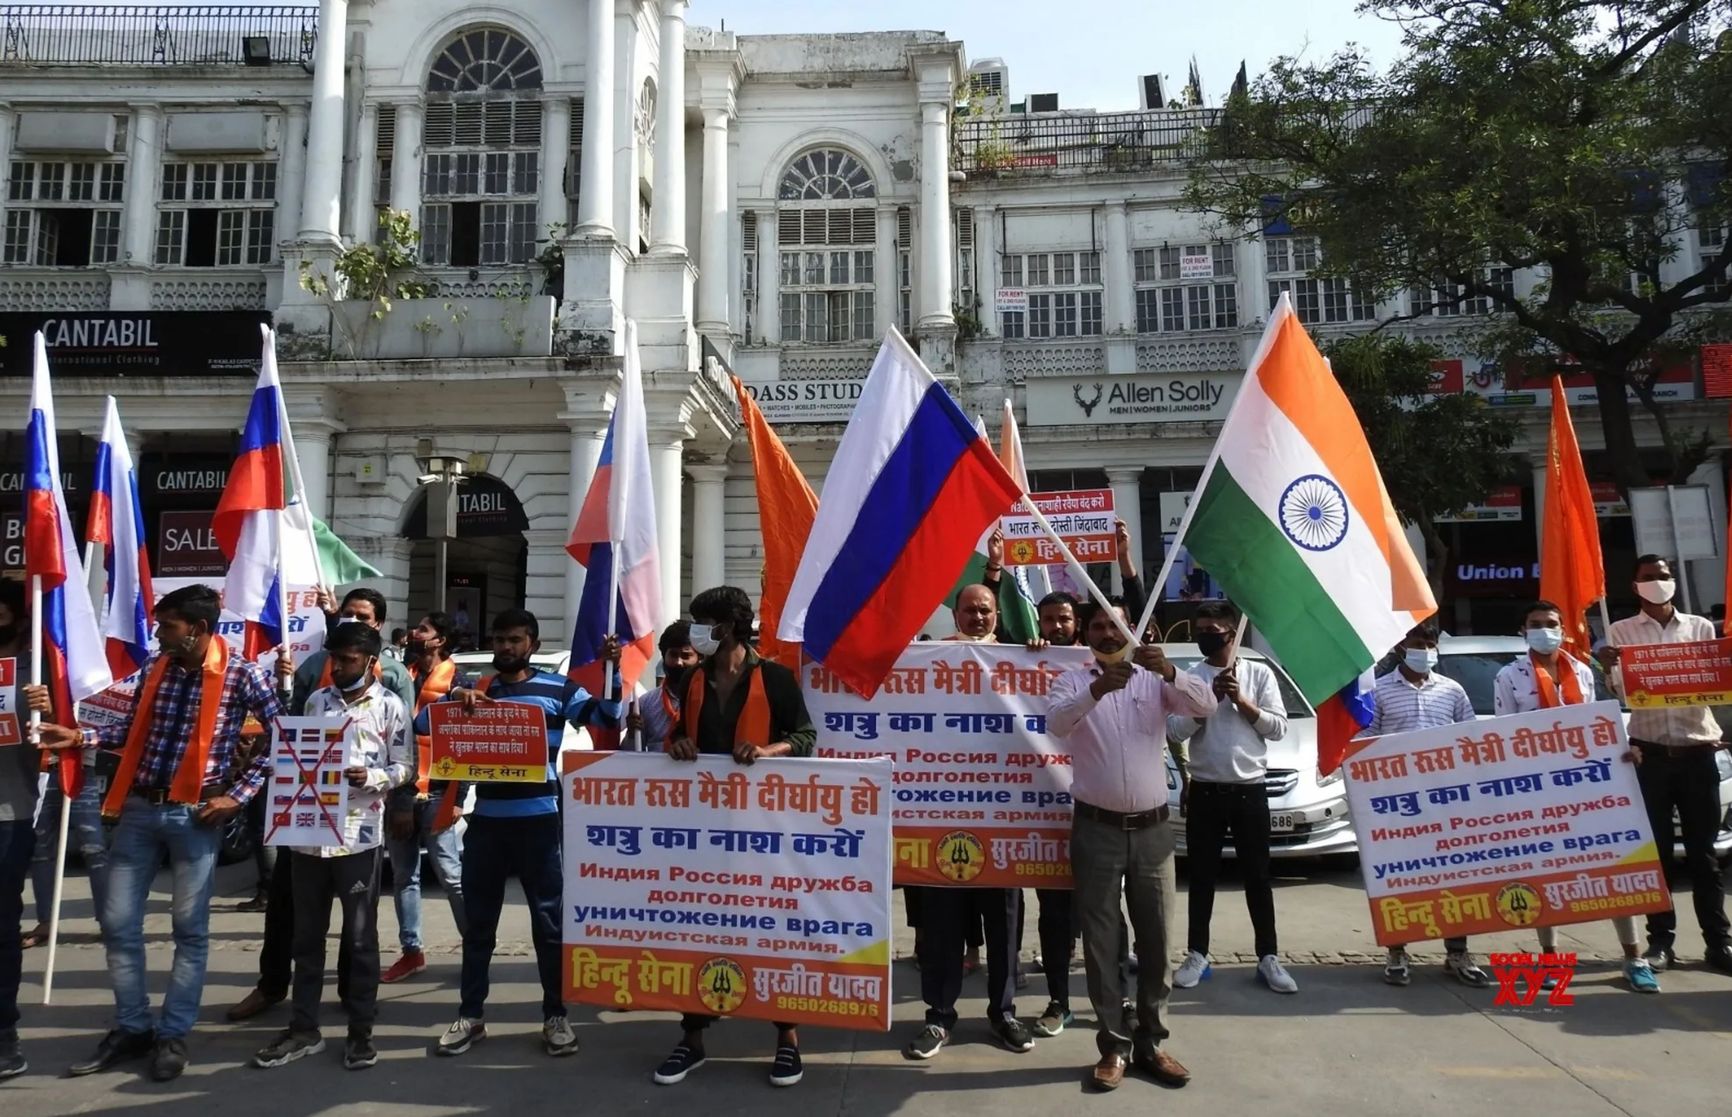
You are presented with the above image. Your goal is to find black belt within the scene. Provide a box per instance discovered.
[130,782,225,806]
[1631,738,1721,759]
[1074,800,1169,830]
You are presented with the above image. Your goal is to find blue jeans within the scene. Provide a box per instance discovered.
[387,798,467,952]
[460,812,563,1019]
[31,771,110,929]
[103,801,222,1039]
[1,819,34,1034]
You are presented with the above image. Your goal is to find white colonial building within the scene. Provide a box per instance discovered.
[1,2,1727,644]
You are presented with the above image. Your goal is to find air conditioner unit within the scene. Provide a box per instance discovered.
[968,58,1010,109]
[1028,92,1059,114]
[1140,74,1165,110]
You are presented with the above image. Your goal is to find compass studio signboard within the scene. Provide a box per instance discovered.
[0,312,271,377]
[1026,373,1240,426]
[739,378,864,424]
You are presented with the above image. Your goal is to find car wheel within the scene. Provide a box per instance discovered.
[218,812,257,866]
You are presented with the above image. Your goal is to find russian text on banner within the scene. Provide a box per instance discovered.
[0,659,20,746]
[266,716,354,847]
[806,643,1087,888]
[428,702,548,783]
[1620,638,1732,707]
[1345,700,1669,946]
[561,753,893,1032]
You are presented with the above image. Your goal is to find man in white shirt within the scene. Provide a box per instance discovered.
[1048,602,1215,1092]
[1599,555,1732,975]
[1167,602,1295,995]
[1363,622,1490,989]
[1495,600,1658,993]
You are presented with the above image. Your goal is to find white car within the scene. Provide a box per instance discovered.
[1160,644,1358,860]
[1435,635,1732,859]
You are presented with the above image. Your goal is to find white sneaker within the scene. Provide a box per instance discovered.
[542,1015,579,1057]
[1173,950,1212,988]
[1384,948,1411,986]
[1257,954,1298,994]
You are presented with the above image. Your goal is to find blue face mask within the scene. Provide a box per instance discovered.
[1403,647,1438,674]
[1525,627,1565,655]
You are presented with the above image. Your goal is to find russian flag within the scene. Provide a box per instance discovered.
[26,334,113,795]
[1316,668,1376,777]
[88,396,154,680]
[567,320,662,720]
[780,328,1023,697]
[214,327,288,659]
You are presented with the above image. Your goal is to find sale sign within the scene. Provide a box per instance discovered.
[428,701,549,782]
[561,752,892,1031]
[1619,638,1732,707]
[1000,489,1116,567]
[265,716,353,847]
[1345,701,1670,946]
[0,658,21,746]
[156,510,225,576]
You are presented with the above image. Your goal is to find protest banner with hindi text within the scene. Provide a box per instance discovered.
[1620,638,1732,707]
[428,702,548,782]
[1000,489,1116,567]
[805,644,1090,888]
[1346,701,1669,946]
[0,659,20,746]
[561,753,892,1032]
[265,716,354,847]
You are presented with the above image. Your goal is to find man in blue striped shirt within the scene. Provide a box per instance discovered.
[423,609,620,1060]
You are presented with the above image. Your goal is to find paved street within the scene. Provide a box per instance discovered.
[6,857,1730,1117]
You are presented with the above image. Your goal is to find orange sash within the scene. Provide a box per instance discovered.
[1532,653,1585,709]
[681,663,772,751]
[102,637,231,819]
[412,658,458,793]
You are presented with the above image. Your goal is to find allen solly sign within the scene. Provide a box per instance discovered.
[1026,373,1239,426]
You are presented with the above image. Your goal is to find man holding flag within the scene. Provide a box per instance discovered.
[1,581,54,1080]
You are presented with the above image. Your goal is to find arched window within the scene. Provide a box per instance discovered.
[420,27,545,267]
[777,148,877,344]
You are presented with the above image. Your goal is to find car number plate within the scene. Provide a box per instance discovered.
[1268,812,1296,833]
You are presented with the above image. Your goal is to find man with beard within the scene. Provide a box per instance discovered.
[629,622,700,752]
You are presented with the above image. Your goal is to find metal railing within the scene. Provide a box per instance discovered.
[1,5,316,66]
[954,107,1227,177]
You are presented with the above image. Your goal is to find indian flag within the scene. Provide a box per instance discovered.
[1177,293,1435,712]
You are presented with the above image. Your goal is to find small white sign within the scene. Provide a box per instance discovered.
[1630,485,1718,561]
[995,288,1029,314]
[1179,254,1214,280]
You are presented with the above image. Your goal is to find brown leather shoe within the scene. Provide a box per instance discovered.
[1134,1047,1190,1087]
[1091,1052,1127,1091]
[225,987,284,1023]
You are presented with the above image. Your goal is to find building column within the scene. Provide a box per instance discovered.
[300,0,348,242]
[875,204,899,336]
[650,0,689,254]
[1104,201,1134,333]
[562,408,611,631]
[388,101,422,220]
[696,107,731,336]
[576,0,616,236]
[688,463,726,593]
[0,105,13,183]
[1106,466,1145,593]
[757,206,779,345]
[916,101,954,330]
[345,101,378,243]
[974,203,997,330]
[277,104,309,252]
[122,105,163,265]
[540,96,572,237]
[649,430,687,622]
[614,1,641,247]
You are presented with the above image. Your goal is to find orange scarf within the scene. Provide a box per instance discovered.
[102,637,231,819]
[681,663,771,751]
[430,672,495,832]
[412,658,458,793]
[1532,653,1585,709]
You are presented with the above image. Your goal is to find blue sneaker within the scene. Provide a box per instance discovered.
[1624,958,1660,994]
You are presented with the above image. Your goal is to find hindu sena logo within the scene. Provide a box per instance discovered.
[1494,882,1543,928]
[935,831,986,883]
[697,958,747,1014]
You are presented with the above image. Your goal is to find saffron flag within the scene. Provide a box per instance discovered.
[1175,293,1434,729]
[780,328,1023,697]
[731,373,818,670]
[567,320,662,713]
[1539,376,1604,660]
[943,411,1038,643]
[214,328,290,659]
[26,334,113,796]
[88,396,154,680]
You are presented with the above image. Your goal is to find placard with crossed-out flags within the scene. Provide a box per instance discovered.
[0,658,21,747]
[265,715,355,847]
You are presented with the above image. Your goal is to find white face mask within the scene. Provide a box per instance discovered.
[1525,627,1565,655]
[1635,579,1675,606]
[1403,647,1438,675]
[689,624,720,656]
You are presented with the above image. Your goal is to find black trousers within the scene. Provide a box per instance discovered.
[260,848,352,1000]
[917,886,1017,1030]
[1636,743,1731,950]
[289,848,382,1035]
[1185,781,1280,957]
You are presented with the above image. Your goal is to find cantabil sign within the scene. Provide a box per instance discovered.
[1026,373,1239,426]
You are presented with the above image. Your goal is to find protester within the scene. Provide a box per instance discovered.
[2,578,52,1079]
[903,585,1031,1062]
[430,609,620,1059]
[385,628,409,661]
[1025,591,1083,1034]
[629,621,700,751]
[230,585,414,1023]
[36,584,281,1083]
[1496,600,1658,993]
[1048,600,1215,1090]
[382,610,470,985]
[1364,621,1489,988]
[1600,556,1732,975]
[654,586,815,1088]
[1166,602,1295,994]
[253,622,412,1071]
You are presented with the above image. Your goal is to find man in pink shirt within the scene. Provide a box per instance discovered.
[1049,602,1215,1092]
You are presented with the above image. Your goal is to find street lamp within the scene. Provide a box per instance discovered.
[416,453,465,616]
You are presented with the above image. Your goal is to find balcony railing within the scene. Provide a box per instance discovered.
[954,107,1226,178]
[1,4,316,66]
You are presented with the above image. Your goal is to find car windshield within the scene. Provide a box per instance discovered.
[1436,650,1615,716]
[1170,657,1314,718]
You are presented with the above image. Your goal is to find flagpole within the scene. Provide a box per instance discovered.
[26,572,71,1005]
[1134,467,1212,645]
[603,546,622,709]
[1016,499,1139,647]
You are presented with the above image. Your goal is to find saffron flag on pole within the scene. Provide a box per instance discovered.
[87,396,154,680]
[1539,376,1605,660]
[567,320,662,708]
[26,334,113,796]
[1169,294,1435,773]
[214,328,289,659]
[731,373,818,671]
[780,328,1023,697]
[999,398,1053,602]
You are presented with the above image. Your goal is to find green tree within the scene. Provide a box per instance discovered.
[1324,332,1521,601]
[1189,0,1732,490]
